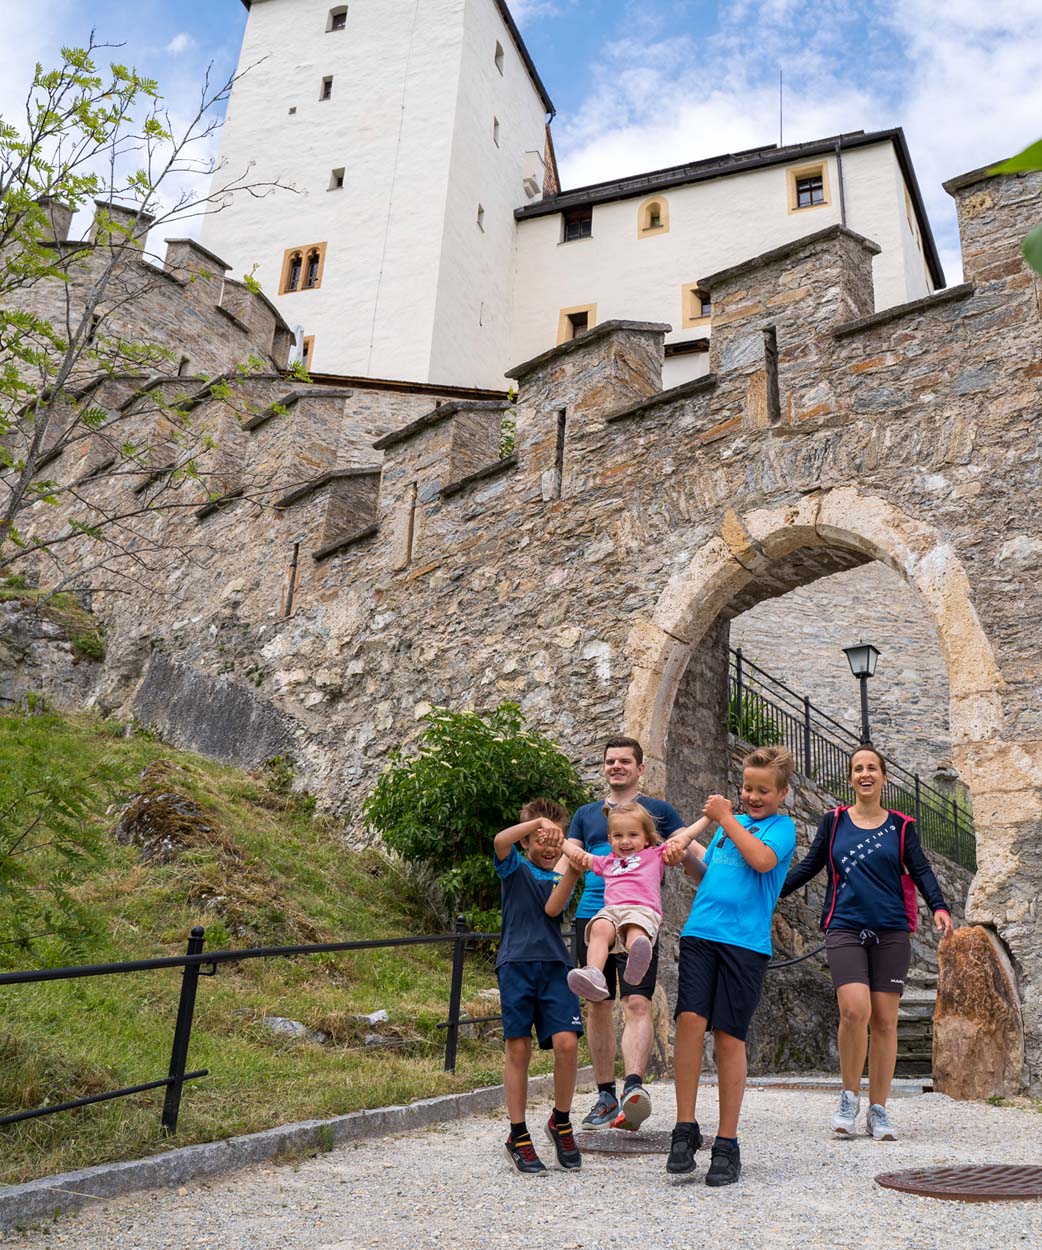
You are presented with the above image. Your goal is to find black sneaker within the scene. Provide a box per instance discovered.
[666,1121,703,1175]
[705,1139,741,1187]
[506,1133,548,1175]
[545,1114,582,1169]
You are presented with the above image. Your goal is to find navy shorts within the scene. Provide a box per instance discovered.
[497,961,584,1048]
[577,918,659,1000]
[675,936,769,1041]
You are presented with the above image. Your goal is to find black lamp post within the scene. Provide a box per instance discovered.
[843,642,880,744]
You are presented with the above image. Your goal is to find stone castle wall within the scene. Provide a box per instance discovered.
[3,171,1041,1086]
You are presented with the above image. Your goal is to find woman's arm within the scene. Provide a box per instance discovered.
[902,821,954,936]
[545,864,580,917]
[779,813,831,897]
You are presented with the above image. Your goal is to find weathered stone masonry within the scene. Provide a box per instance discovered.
[7,173,1042,1086]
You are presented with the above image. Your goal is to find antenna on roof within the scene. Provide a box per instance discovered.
[778,69,784,147]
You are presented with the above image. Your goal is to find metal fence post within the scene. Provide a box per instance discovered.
[162,926,205,1134]
[443,914,467,1073]
[734,647,743,734]
[914,775,922,827]
[953,797,961,867]
[803,696,812,777]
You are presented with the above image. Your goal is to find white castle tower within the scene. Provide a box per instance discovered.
[203,0,555,388]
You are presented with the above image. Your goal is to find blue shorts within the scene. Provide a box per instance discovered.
[497,961,584,1048]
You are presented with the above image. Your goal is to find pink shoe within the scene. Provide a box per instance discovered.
[567,965,610,1002]
[625,935,653,984]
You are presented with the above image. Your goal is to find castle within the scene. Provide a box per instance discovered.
[1,3,1040,1089]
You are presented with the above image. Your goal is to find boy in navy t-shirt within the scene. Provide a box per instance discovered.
[494,798,583,1175]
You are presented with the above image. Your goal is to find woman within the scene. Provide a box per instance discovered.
[780,745,953,1141]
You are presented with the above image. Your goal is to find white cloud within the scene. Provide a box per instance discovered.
[166,33,194,56]
[508,0,560,23]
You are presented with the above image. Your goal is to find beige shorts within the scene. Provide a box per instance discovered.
[589,904,661,953]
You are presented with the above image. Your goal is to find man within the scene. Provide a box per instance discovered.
[567,735,703,1130]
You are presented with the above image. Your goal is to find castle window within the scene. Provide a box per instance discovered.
[562,205,592,242]
[493,117,500,146]
[494,41,504,74]
[638,195,669,236]
[280,242,327,294]
[681,283,711,327]
[320,76,333,101]
[476,203,485,231]
[787,162,830,213]
[329,167,345,190]
[556,303,596,343]
[302,336,314,369]
[327,6,348,31]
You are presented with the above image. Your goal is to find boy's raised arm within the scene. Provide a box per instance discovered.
[703,795,779,873]
[560,839,593,873]
[494,817,558,861]
[545,863,580,916]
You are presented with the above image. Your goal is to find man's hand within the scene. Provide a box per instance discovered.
[661,836,691,867]
[703,794,733,824]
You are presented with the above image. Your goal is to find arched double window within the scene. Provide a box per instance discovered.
[280,242,327,294]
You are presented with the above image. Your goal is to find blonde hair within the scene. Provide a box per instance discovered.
[604,800,659,845]
[743,745,794,790]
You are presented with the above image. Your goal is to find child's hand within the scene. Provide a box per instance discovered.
[703,794,733,824]
[562,842,591,871]
[533,820,564,851]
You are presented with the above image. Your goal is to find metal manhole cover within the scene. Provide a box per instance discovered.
[576,1130,715,1155]
[876,1165,1042,1203]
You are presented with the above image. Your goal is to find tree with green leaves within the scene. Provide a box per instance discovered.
[364,703,592,929]
[0,37,297,596]
[989,139,1042,274]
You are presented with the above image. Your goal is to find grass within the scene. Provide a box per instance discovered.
[0,710,556,1186]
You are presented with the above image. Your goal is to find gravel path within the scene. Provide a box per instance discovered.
[3,1084,1041,1250]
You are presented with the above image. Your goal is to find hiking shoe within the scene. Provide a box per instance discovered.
[611,1084,651,1131]
[666,1121,703,1175]
[832,1089,860,1137]
[567,965,610,1002]
[866,1104,898,1141]
[505,1133,548,1175]
[625,935,653,984]
[705,1139,741,1187]
[545,1114,582,1169]
[581,1090,619,1130]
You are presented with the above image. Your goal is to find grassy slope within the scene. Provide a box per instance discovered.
[0,711,549,1186]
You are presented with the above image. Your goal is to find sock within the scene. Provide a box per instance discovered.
[674,1120,698,1130]
[597,1080,617,1099]
[715,1134,739,1148]
[552,1107,571,1127]
[509,1120,528,1141]
[623,1072,642,1093]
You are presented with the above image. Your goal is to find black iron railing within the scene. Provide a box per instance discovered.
[728,647,975,869]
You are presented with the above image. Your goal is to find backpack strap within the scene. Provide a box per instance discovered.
[823,805,848,929]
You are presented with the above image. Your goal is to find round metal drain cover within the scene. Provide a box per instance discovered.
[576,1130,714,1155]
[876,1165,1042,1203]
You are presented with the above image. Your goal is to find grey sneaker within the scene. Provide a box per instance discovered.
[832,1089,860,1137]
[867,1103,898,1141]
[567,965,610,1002]
[613,1084,652,1131]
[581,1090,619,1130]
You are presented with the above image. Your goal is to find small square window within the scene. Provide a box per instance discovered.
[494,41,504,74]
[327,6,347,31]
[329,167,345,190]
[320,76,333,101]
[698,292,712,318]
[568,310,588,337]
[795,174,824,208]
[288,106,297,115]
[493,117,500,147]
[563,205,592,242]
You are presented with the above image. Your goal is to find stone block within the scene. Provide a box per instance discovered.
[933,925,1023,1098]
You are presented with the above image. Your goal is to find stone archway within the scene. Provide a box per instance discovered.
[620,485,1041,1086]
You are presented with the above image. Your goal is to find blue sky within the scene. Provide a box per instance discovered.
[3,1,1041,283]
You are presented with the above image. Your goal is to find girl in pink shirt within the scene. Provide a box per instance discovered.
[562,801,706,1001]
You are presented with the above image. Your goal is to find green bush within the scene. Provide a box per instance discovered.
[364,702,592,925]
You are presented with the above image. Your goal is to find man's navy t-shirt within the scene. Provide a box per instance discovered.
[494,846,572,969]
[568,796,685,919]
[829,810,910,931]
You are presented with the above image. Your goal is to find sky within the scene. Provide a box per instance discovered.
[2,0,1041,285]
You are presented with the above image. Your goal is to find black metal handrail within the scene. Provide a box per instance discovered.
[729,647,975,869]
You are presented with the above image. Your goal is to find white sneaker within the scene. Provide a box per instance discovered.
[832,1089,860,1137]
[867,1103,898,1141]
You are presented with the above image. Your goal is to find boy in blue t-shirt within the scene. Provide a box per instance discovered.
[494,798,583,1175]
[667,745,797,1188]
